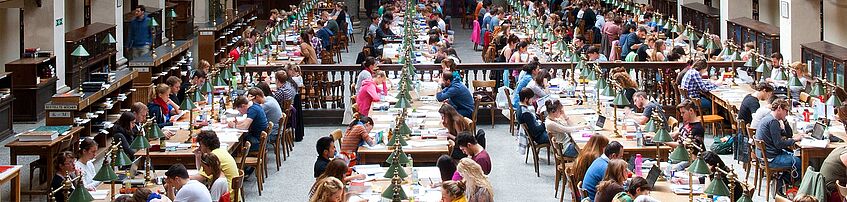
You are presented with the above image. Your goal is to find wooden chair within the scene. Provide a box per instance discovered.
[237,141,251,175]
[323,80,344,109]
[472,80,497,128]
[521,123,551,177]
[667,116,680,130]
[281,100,295,154]
[231,170,245,202]
[330,129,343,146]
[738,121,760,187]
[565,166,580,202]
[577,181,589,201]
[464,117,476,134]
[239,131,269,195]
[273,114,288,170]
[331,35,343,63]
[504,88,517,136]
[753,139,792,201]
[800,92,811,104]
[690,97,725,136]
[257,121,273,177]
[550,136,570,201]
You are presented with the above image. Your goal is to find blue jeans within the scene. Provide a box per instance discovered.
[700,97,712,113]
[770,150,802,188]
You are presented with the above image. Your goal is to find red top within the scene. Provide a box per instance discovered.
[229,48,240,61]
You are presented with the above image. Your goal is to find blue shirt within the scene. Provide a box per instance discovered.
[128,16,152,48]
[246,104,268,139]
[316,27,334,51]
[436,78,474,118]
[582,155,611,201]
[621,33,641,57]
[512,73,533,109]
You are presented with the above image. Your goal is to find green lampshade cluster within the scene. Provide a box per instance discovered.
[601,83,616,97]
[131,134,152,150]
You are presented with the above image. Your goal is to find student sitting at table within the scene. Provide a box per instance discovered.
[526,69,551,102]
[181,70,206,103]
[299,31,318,64]
[374,19,396,52]
[356,56,378,90]
[51,151,77,202]
[339,116,375,155]
[165,76,183,105]
[314,136,336,178]
[309,177,345,202]
[436,71,475,118]
[111,112,138,159]
[631,91,667,125]
[586,46,609,62]
[612,70,638,109]
[130,188,170,202]
[310,159,365,196]
[356,71,384,116]
[441,180,468,202]
[229,96,268,152]
[544,99,587,144]
[680,59,722,110]
[165,164,213,202]
[457,158,494,202]
[439,104,471,142]
[512,60,541,110]
[148,84,177,127]
[573,135,611,186]
[582,141,624,201]
[131,102,150,135]
[316,20,334,51]
[256,83,283,141]
[509,42,532,63]
[593,159,629,202]
[517,88,549,145]
[454,132,491,178]
[438,58,462,83]
[668,100,706,153]
[755,99,803,194]
[199,153,230,202]
[75,138,100,191]
[191,131,239,196]
[624,177,661,202]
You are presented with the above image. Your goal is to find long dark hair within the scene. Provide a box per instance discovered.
[362,56,377,71]
[200,153,223,186]
[114,112,136,132]
[347,115,374,130]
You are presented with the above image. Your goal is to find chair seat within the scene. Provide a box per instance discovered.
[238,156,261,165]
[701,115,724,123]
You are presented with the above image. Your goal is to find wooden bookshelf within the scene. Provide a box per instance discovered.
[128,39,193,103]
[0,72,14,140]
[727,17,780,57]
[4,56,58,122]
[197,5,258,65]
[650,0,678,19]
[168,0,195,40]
[681,3,719,35]
[45,68,138,145]
[802,41,847,87]
[65,23,118,89]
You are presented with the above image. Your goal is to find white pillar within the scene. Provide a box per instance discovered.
[115,0,127,64]
[195,0,209,23]
[718,0,751,41]
[54,0,66,90]
[779,0,820,62]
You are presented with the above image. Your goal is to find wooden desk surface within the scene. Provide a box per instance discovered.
[91,170,197,202]
[5,126,83,148]
[347,166,442,202]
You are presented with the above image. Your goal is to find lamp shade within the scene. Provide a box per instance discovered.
[725,47,735,56]
[168,9,178,18]
[827,94,842,106]
[180,97,196,111]
[222,68,234,79]
[114,149,134,166]
[386,130,408,146]
[380,183,408,200]
[394,97,411,108]
[587,69,598,81]
[706,38,720,50]
[732,51,743,61]
[746,58,760,68]
[705,177,732,196]
[385,150,411,164]
[102,34,117,44]
[149,18,159,27]
[645,119,657,132]
[68,185,95,202]
[71,45,90,57]
[231,62,241,73]
[130,135,151,149]
[671,24,680,33]
[668,146,690,162]
[687,158,711,175]
[383,163,409,178]
[597,78,608,90]
[200,81,214,94]
[653,128,673,143]
[789,75,805,87]
[736,194,754,202]
[810,82,825,97]
[214,74,228,86]
[92,164,118,181]
[601,84,616,96]
[146,122,165,139]
[612,91,631,106]
[397,122,413,135]
[697,35,707,47]
[236,56,247,66]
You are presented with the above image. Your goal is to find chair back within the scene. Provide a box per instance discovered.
[576,181,589,200]
[257,131,269,158]
[689,97,706,123]
[447,139,455,158]
[265,121,274,136]
[800,92,811,104]
[464,117,476,133]
[521,123,538,148]
[231,170,245,201]
[667,116,679,130]
[331,129,343,149]
[566,166,581,201]
[238,141,252,171]
[752,139,771,168]
[277,113,288,143]
[504,88,516,117]
[550,137,564,163]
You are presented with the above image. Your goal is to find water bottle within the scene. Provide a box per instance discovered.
[636,130,644,147]
[634,154,643,177]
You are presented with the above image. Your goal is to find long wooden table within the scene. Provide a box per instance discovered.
[90,169,199,201]
[134,127,242,169]
[6,127,83,188]
[347,166,442,201]
[356,81,450,165]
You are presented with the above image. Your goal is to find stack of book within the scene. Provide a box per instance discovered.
[17,130,59,142]
[90,72,115,84]
[81,82,106,92]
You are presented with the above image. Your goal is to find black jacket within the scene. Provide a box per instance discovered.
[147,102,173,128]
[110,125,137,159]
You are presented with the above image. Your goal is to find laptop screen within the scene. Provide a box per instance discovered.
[596,115,606,129]
[812,122,826,140]
[646,165,661,188]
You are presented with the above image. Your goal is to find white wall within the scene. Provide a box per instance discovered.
[64,0,84,31]
[823,0,847,47]
[758,0,780,26]
[0,8,21,72]
[92,0,116,24]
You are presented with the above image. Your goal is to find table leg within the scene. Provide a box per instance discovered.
[801,150,809,175]
[9,150,16,165]
[45,150,54,185]
[11,172,19,202]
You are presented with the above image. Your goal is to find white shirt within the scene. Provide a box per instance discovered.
[74,160,101,190]
[750,101,772,129]
[175,180,213,202]
[209,177,229,202]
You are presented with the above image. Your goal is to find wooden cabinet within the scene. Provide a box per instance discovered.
[650,0,678,19]
[168,0,195,40]
[65,23,118,89]
[45,68,139,144]
[197,5,258,65]
[0,73,13,140]
[5,56,58,122]
[681,3,719,35]
[802,41,847,87]
[727,17,780,56]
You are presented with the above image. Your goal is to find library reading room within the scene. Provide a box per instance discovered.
[0,0,846,201]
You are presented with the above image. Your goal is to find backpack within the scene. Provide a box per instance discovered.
[612,192,634,202]
[710,135,734,155]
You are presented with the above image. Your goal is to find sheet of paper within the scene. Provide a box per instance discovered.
[91,190,110,199]
[217,133,240,143]
[800,138,829,148]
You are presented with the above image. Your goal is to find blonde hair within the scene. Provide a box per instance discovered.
[791,61,809,78]
[596,159,629,192]
[457,158,494,200]
[155,84,170,95]
[309,177,344,202]
[441,180,466,199]
[374,70,386,78]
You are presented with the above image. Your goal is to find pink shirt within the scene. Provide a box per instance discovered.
[356,79,380,116]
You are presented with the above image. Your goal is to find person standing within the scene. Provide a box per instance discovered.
[128,5,153,59]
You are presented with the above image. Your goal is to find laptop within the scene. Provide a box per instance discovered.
[645,165,661,188]
[811,122,827,140]
[594,115,606,130]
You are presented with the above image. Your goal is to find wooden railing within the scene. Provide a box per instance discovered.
[241,61,743,111]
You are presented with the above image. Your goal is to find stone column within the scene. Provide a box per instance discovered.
[778,0,820,62]
[195,0,209,23]
[54,0,66,90]
[718,0,751,41]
